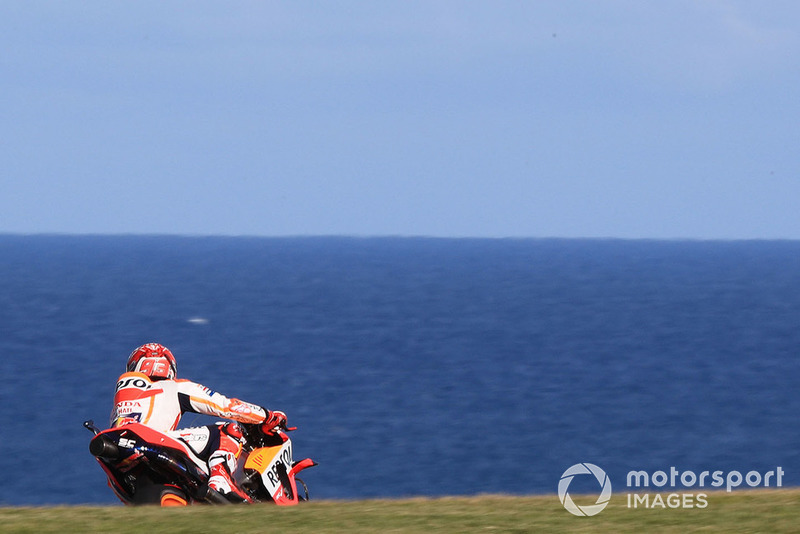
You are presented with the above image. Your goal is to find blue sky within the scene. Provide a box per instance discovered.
[2,1,799,238]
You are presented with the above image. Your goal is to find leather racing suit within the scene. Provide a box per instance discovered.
[110,371,269,502]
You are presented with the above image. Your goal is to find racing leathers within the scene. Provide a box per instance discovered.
[110,371,272,502]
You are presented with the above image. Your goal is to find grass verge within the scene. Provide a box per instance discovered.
[2,490,799,533]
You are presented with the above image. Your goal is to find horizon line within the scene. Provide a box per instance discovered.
[0,232,798,243]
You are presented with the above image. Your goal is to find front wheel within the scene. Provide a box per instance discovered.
[294,477,309,501]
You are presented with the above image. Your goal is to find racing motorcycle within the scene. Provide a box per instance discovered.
[84,418,316,506]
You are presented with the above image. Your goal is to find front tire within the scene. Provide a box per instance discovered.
[295,477,309,501]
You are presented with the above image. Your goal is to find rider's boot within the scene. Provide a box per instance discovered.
[208,461,252,503]
[207,423,252,503]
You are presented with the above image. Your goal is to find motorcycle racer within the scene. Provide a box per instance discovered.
[110,342,286,503]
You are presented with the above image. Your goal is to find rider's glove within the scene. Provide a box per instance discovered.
[261,410,287,433]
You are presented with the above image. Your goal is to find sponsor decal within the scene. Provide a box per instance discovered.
[116,402,142,416]
[229,400,253,415]
[245,442,293,495]
[116,377,152,391]
[177,428,210,443]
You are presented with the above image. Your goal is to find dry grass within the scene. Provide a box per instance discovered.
[2,490,799,533]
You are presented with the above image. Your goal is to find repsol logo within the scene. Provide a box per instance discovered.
[116,377,152,390]
[265,444,293,487]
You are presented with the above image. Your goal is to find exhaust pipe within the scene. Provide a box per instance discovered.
[89,434,120,460]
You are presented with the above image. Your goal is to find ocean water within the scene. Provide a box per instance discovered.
[0,235,798,505]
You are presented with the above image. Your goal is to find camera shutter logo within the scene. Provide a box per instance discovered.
[558,463,612,516]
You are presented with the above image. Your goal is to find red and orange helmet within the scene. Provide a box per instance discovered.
[127,343,177,380]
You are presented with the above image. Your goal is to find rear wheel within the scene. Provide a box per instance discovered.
[133,480,189,506]
[160,491,188,506]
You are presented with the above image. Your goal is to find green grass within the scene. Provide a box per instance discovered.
[2,490,799,533]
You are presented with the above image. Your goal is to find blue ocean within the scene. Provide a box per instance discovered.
[0,236,798,505]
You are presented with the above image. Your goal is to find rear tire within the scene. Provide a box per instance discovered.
[133,480,189,506]
[160,491,188,506]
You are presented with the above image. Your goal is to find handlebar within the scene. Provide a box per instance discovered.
[265,420,296,433]
[239,419,297,448]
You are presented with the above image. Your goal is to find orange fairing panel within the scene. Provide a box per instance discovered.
[244,446,283,473]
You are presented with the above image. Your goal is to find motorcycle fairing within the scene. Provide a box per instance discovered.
[90,422,209,504]
[245,441,292,501]
[243,438,316,505]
